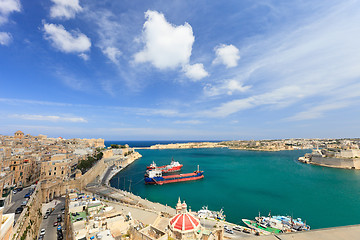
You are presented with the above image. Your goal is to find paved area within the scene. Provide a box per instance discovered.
[4,186,35,223]
[38,197,66,240]
[244,224,360,240]
[107,201,159,225]
[199,218,256,239]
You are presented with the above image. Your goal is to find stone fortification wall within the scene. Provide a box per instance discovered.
[12,184,43,240]
[310,156,360,169]
[102,149,114,159]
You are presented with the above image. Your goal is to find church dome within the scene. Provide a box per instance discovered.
[169,212,200,232]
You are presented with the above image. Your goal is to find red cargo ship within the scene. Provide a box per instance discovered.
[147,158,183,173]
[144,166,204,185]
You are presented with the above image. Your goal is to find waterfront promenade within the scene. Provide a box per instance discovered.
[246,224,360,240]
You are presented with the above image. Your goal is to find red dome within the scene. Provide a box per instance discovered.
[169,212,200,232]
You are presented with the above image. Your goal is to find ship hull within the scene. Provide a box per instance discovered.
[145,171,204,185]
[242,219,281,235]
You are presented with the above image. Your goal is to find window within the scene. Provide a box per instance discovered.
[54,172,56,175]
[61,171,64,175]
[13,167,15,170]
[49,172,51,175]
[54,167,56,170]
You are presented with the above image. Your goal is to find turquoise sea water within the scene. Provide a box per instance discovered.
[109,148,360,229]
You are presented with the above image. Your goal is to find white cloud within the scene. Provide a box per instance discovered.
[182,63,208,81]
[134,10,194,69]
[78,53,89,61]
[0,31,11,45]
[50,0,82,20]
[134,10,208,80]
[204,79,250,97]
[103,46,122,64]
[11,114,87,123]
[0,0,21,25]
[84,9,124,65]
[204,1,360,118]
[174,120,202,124]
[286,102,350,121]
[43,23,91,56]
[213,44,240,68]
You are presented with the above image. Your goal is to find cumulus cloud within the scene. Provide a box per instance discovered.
[50,0,82,19]
[103,46,122,64]
[204,79,251,97]
[11,114,88,123]
[213,44,240,68]
[182,63,209,81]
[134,10,194,69]
[43,23,91,56]
[0,31,11,45]
[134,10,208,80]
[0,0,21,25]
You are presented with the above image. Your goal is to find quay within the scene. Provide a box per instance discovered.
[246,224,360,240]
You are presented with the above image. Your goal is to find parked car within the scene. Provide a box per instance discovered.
[15,207,23,214]
[24,193,31,198]
[21,200,28,206]
[43,214,48,219]
[13,189,17,194]
[53,221,58,226]
[40,229,46,236]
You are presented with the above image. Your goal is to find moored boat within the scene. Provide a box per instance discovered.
[146,158,183,173]
[243,214,310,235]
[197,206,226,221]
[144,166,204,185]
[242,219,281,235]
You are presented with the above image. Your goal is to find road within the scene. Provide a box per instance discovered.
[199,218,256,239]
[38,197,66,240]
[4,186,35,223]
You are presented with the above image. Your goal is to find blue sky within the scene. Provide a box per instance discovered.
[0,0,360,140]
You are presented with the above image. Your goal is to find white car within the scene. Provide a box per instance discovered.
[40,229,46,236]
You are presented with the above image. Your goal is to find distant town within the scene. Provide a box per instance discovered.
[1,131,360,240]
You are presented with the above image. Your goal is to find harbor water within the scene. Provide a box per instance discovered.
[109,146,360,229]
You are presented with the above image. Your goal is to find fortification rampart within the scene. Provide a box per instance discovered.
[310,156,360,169]
[12,184,43,240]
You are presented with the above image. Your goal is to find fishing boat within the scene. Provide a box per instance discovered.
[146,158,183,173]
[243,213,310,235]
[242,219,282,235]
[144,166,204,185]
[197,206,226,220]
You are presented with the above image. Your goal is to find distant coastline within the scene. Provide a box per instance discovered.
[131,140,313,152]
